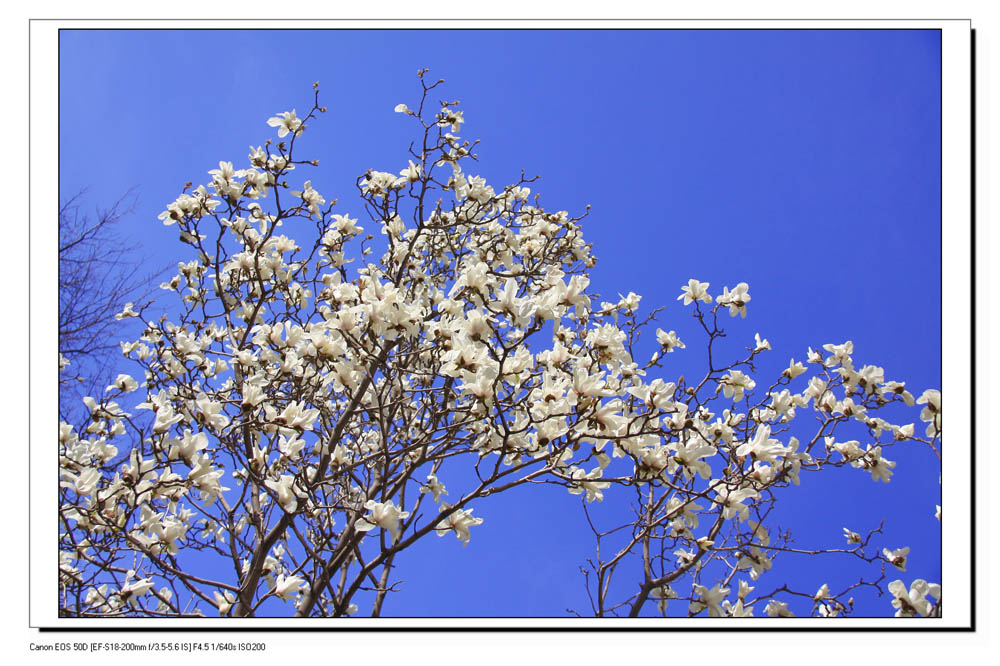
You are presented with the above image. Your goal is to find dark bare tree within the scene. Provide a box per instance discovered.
[59,189,166,423]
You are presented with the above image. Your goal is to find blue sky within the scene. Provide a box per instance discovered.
[59,29,941,618]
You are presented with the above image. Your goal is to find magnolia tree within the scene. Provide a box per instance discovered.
[58,72,942,619]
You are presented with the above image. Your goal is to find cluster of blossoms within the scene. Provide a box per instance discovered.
[58,74,941,619]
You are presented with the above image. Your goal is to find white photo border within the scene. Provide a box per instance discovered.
[30,17,973,631]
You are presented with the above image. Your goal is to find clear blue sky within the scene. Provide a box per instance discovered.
[59,29,941,618]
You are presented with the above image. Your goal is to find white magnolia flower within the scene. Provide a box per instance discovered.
[420,474,448,503]
[723,598,754,617]
[818,601,844,617]
[881,381,916,406]
[362,170,405,196]
[435,505,484,546]
[437,107,464,132]
[690,583,729,617]
[60,467,102,496]
[267,110,303,138]
[85,585,110,610]
[765,599,795,617]
[888,579,940,617]
[650,584,677,613]
[272,574,305,601]
[893,423,915,441]
[568,467,611,502]
[399,159,422,183]
[355,500,410,541]
[853,445,895,483]
[737,545,772,580]
[214,590,236,616]
[678,279,712,306]
[106,374,138,393]
[115,302,139,320]
[278,434,305,460]
[883,546,910,571]
[822,341,854,369]
[718,282,751,318]
[916,389,941,437]
[291,180,325,217]
[119,570,155,606]
[782,359,807,380]
[655,328,685,353]
[669,439,716,481]
[716,486,758,522]
[735,424,787,464]
[721,370,756,402]
[265,475,307,514]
